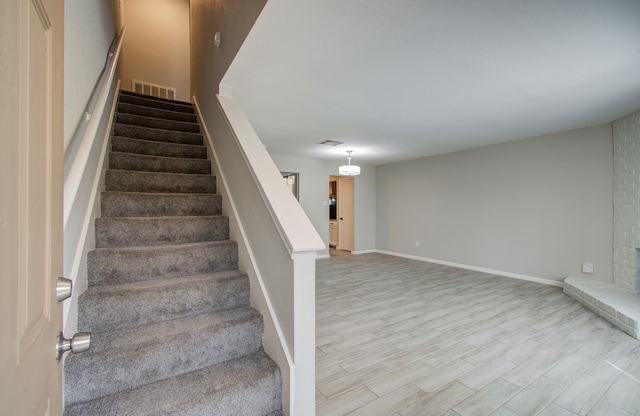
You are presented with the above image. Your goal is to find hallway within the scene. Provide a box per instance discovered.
[316,253,640,416]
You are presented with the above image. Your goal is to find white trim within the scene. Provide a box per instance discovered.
[351,249,377,255]
[131,79,176,100]
[63,80,120,333]
[192,94,294,394]
[375,250,565,288]
[219,83,233,98]
[66,80,119,284]
[316,254,330,260]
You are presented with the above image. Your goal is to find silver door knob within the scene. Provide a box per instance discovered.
[56,331,91,361]
[56,277,73,302]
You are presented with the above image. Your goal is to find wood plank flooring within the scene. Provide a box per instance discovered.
[316,252,640,416]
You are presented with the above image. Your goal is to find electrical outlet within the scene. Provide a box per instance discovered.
[582,263,594,274]
[415,241,420,247]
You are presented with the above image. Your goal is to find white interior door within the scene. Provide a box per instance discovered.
[0,0,65,414]
[337,177,354,252]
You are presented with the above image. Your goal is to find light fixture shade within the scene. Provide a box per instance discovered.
[339,164,361,175]
[339,150,360,175]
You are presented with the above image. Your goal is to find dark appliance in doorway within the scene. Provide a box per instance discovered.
[329,197,337,220]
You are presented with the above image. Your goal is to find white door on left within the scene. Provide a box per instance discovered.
[0,0,65,414]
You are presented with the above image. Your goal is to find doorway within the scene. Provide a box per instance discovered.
[328,175,354,253]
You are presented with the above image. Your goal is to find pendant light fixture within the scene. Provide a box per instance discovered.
[339,150,360,176]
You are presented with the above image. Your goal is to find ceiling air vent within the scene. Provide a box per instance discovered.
[318,140,343,146]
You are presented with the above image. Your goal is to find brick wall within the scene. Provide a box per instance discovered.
[613,109,640,292]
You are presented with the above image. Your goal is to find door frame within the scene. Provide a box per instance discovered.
[335,176,355,252]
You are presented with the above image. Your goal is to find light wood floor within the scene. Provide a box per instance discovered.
[316,253,640,416]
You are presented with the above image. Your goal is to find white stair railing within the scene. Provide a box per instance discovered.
[193,92,324,416]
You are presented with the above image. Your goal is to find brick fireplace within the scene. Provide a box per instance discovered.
[564,109,640,339]
[613,110,640,293]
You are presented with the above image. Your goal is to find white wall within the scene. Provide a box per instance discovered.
[376,124,614,283]
[121,0,190,101]
[270,154,376,257]
[64,0,116,150]
[190,0,267,98]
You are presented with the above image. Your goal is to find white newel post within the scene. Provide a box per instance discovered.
[292,251,317,416]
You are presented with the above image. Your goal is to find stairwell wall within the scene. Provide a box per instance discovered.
[190,0,267,98]
[64,0,116,151]
[119,0,191,101]
[63,1,121,333]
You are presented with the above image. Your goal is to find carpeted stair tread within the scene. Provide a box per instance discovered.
[118,90,195,113]
[109,151,211,175]
[111,136,207,159]
[65,306,264,406]
[117,102,198,123]
[95,215,229,247]
[64,90,281,415]
[113,123,203,145]
[63,351,282,416]
[78,271,250,333]
[115,112,201,134]
[101,191,221,217]
[106,169,216,193]
[88,241,238,286]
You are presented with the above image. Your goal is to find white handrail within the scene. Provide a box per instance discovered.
[64,27,125,228]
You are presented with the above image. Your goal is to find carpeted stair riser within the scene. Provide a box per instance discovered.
[65,307,263,405]
[115,113,201,134]
[88,241,238,286]
[118,91,195,114]
[113,123,203,145]
[106,170,216,194]
[95,216,229,248]
[64,351,282,416]
[101,191,221,217]
[109,151,211,175]
[64,90,282,415]
[78,271,249,333]
[117,102,198,123]
[111,136,207,159]
[119,89,195,106]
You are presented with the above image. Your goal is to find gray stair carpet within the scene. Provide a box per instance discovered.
[64,90,282,416]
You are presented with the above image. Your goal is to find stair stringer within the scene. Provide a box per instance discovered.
[193,96,293,414]
[63,80,121,336]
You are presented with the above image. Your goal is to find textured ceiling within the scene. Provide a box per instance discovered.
[222,0,640,165]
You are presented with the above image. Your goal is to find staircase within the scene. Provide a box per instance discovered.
[64,90,283,415]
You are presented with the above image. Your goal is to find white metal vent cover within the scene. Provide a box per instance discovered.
[132,79,176,100]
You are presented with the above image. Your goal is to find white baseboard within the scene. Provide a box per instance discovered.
[375,250,564,288]
[351,249,377,255]
[316,254,331,260]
